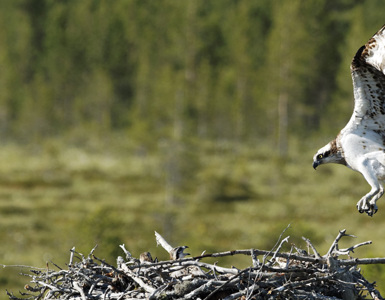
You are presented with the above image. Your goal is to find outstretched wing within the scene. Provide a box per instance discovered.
[347,24,385,132]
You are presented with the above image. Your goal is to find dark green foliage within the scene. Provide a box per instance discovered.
[0,0,383,146]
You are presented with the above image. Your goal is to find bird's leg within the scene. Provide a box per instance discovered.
[357,189,382,216]
[356,163,384,216]
[357,195,379,216]
[368,185,383,216]
[356,177,383,216]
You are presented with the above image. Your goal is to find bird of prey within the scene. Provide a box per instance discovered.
[313,24,385,216]
[155,231,190,260]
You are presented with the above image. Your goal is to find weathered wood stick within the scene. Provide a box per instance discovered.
[302,236,322,259]
[325,229,356,257]
[203,267,250,300]
[339,257,385,266]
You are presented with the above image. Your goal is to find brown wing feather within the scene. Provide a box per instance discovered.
[347,25,385,132]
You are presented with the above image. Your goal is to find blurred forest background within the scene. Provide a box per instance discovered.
[2,0,385,297]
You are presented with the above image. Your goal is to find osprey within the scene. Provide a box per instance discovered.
[313,24,385,216]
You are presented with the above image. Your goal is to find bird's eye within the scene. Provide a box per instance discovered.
[317,154,323,160]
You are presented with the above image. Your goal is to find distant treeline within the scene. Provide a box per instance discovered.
[0,0,384,149]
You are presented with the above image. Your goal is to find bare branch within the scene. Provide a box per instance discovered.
[69,247,75,266]
[325,229,356,258]
[154,231,173,253]
[263,224,291,264]
[302,236,322,259]
[119,244,132,260]
[269,236,290,265]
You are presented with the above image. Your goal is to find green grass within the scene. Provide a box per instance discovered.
[0,136,385,298]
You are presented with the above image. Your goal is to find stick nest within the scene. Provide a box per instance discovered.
[5,229,385,300]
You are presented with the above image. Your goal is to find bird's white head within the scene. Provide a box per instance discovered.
[313,140,345,169]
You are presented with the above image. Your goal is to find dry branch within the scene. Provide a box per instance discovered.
[4,230,385,300]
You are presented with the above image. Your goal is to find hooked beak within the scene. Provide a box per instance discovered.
[182,246,190,256]
[312,161,319,170]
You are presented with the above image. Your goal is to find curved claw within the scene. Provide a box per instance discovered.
[366,206,378,217]
[357,202,378,217]
[357,199,379,216]
[357,201,367,214]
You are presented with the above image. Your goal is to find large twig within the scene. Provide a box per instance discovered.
[203,268,250,300]
[339,257,385,266]
[336,240,372,256]
[268,236,290,265]
[193,249,324,264]
[263,224,291,265]
[325,229,355,257]
[302,236,322,259]
[155,231,173,253]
